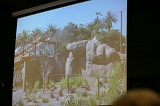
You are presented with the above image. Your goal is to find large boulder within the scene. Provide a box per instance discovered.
[65,40,88,76]
[65,52,75,77]
[66,40,88,56]
[105,45,121,63]
[65,52,82,76]
[118,52,126,62]
[95,44,108,65]
[86,37,101,63]
[65,37,124,78]
[85,37,121,77]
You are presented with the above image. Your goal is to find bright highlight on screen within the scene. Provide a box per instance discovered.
[12,0,127,105]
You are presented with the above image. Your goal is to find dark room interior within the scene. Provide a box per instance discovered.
[1,0,160,105]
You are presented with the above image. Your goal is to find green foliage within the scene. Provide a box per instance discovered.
[62,94,85,106]
[97,99,102,106]
[45,24,57,36]
[61,95,75,106]
[85,94,97,106]
[74,92,98,105]
[61,89,102,106]
[100,89,107,98]
[69,77,75,88]
[96,29,122,52]
[76,88,82,97]
[104,62,126,105]
[60,77,68,89]
[25,89,32,102]
[92,71,100,86]
[103,10,117,31]
[72,76,83,88]
[34,80,40,92]
[38,93,42,99]
[83,78,89,86]
[33,94,37,103]
[50,92,55,98]
[59,88,63,97]
[31,27,43,39]
[49,79,54,88]
[92,70,100,78]
[60,76,85,89]
[74,97,84,106]
[102,71,108,83]
[42,97,49,103]
[16,30,30,47]
[83,78,90,90]
[38,89,43,97]
[18,98,24,106]
[77,24,92,40]
[15,10,126,56]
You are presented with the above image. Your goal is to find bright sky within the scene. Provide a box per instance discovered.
[16,0,127,36]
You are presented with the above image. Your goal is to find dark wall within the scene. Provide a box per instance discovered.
[0,2,17,106]
[0,0,160,105]
[127,0,160,93]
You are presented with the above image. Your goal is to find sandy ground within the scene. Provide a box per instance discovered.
[12,81,109,106]
[12,89,24,105]
[22,86,97,106]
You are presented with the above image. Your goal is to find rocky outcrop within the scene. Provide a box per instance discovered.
[65,37,125,78]
[65,52,77,76]
[118,52,126,62]
[65,40,88,77]
[66,40,88,56]
[86,37,121,77]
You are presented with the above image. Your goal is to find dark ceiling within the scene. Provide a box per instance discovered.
[2,0,59,13]
[2,0,87,15]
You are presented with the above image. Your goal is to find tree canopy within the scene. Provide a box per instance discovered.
[16,10,126,53]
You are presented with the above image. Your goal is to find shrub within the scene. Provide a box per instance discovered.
[75,76,83,87]
[25,89,32,102]
[60,77,68,89]
[42,97,49,103]
[62,94,84,106]
[104,62,126,105]
[61,94,74,106]
[33,94,37,103]
[34,80,40,92]
[18,98,24,106]
[85,94,97,106]
[44,79,48,90]
[49,79,54,88]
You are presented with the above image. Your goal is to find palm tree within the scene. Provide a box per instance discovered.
[77,24,91,40]
[95,12,102,23]
[86,13,103,38]
[45,24,57,36]
[21,30,30,41]
[31,27,43,40]
[85,22,95,39]
[30,27,43,56]
[104,11,117,31]
[16,30,30,47]
[16,33,22,48]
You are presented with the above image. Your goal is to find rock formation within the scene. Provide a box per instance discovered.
[65,37,126,78]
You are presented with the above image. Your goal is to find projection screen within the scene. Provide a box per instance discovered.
[12,0,127,105]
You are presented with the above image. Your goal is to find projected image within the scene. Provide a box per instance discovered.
[12,0,127,105]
